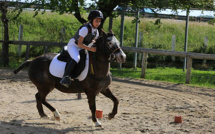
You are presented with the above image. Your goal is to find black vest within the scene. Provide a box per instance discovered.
[72,23,97,45]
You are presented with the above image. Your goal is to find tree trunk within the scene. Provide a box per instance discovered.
[0,2,9,66]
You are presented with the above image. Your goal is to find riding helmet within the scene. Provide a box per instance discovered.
[88,10,104,21]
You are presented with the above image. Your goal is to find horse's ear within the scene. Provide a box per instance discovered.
[107,30,115,37]
[109,30,114,35]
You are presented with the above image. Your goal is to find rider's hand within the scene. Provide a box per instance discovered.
[91,40,96,44]
[88,40,96,48]
[90,47,96,52]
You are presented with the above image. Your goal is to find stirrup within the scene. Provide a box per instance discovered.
[60,76,71,88]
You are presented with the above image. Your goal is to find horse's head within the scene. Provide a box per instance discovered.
[96,30,126,63]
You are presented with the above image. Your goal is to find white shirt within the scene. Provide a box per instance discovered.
[79,23,99,40]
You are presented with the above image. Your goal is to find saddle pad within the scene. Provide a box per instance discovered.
[49,53,89,81]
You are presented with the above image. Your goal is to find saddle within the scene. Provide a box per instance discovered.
[57,47,87,78]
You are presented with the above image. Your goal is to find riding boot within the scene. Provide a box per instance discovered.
[60,59,77,88]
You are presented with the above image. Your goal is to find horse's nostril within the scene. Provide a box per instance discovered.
[121,55,126,59]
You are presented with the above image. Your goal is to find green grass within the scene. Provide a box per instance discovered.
[111,67,215,89]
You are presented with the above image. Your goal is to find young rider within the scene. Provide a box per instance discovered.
[60,10,103,88]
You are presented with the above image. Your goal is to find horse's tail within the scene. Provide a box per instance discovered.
[14,60,32,74]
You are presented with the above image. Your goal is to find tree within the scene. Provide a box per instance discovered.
[4,0,215,26]
[1,0,214,66]
[0,2,9,66]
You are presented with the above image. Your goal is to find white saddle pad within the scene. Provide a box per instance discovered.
[49,53,89,81]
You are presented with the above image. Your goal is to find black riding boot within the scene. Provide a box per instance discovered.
[60,59,77,88]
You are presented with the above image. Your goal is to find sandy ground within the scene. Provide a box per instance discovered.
[0,68,215,134]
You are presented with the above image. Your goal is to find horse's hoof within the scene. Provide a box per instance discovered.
[94,119,102,127]
[53,109,61,121]
[108,113,115,120]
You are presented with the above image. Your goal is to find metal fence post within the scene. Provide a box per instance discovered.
[119,5,125,69]
[134,9,140,69]
[109,17,113,31]
[17,25,23,58]
[183,8,190,72]
[138,32,143,60]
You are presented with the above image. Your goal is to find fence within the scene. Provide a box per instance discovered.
[122,46,215,84]
[1,40,215,84]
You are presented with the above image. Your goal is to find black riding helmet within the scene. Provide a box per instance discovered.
[88,10,103,27]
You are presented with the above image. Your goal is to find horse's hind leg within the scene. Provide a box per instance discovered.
[35,90,61,121]
[100,87,119,120]
[35,92,48,118]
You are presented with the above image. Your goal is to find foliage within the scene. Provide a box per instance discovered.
[4,0,215,25]
[1,11,215,60]
[208,18,215,25]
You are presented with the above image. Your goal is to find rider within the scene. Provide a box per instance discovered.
[60,10,104,88]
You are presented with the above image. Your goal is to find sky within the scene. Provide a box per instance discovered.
[156,9,215,17]
[13,0,215,18]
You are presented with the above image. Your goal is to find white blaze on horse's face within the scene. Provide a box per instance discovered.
[107,36,126,63]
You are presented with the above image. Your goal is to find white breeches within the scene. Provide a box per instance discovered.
[67,39,82,63]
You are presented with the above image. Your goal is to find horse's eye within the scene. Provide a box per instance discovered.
[109,42,112,45]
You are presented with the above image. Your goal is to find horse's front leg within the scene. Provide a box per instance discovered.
[86,93,102,127]
[100,87,119,120]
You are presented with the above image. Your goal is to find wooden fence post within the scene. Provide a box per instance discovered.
[203,36,208,65]
[186,55,192,84]
[171,35,176,61]
[25,44,30,60]
[44,45,48,53]
[17,25,23,58]
[141,52,148,78]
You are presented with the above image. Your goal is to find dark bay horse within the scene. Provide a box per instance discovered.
[14,30,126,127]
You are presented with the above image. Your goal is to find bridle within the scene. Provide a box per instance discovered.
[106,43,120,54]
[105,35,121,54]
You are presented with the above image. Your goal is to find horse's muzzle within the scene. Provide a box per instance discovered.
[115,49,126,63]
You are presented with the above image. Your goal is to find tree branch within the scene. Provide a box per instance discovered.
[72,0,87,24]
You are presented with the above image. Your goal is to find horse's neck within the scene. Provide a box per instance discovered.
[92,52,110,78]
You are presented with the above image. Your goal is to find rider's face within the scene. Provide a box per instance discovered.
[92,18,102,28]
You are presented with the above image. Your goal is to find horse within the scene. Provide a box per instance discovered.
[14,30,126,127]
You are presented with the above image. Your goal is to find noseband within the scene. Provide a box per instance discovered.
[106,44,120,54]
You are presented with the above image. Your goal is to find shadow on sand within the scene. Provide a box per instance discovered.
[0,119,104,133]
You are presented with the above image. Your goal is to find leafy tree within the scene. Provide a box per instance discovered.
[3,0,215,26]
[0,0,214,66]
